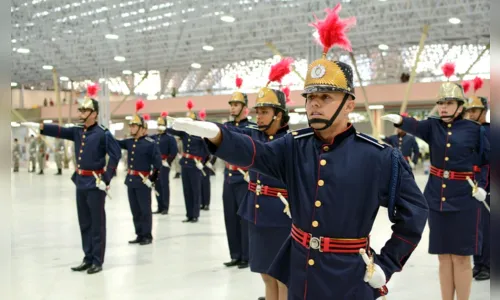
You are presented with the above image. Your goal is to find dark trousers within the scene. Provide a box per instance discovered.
[222,181,249,261]
[201,172,211,207]
[155,167,171,212]
[76,188,106,266]
[127,186,153,239]
[181,167,202,219]
[474,196,490,269]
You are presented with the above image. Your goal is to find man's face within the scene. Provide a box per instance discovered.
[78,109,93,122]
[129,124,140,136]
[466,107,484,121]
[229,102,244,116]
[255,107,275,129]
[397,128,405,135]
[437,99,462,120]
[305,91,355,129]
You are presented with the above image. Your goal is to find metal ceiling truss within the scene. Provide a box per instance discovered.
[12,0,489,96]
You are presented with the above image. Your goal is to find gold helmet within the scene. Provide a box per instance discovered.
[437,63,466,104]
[229,76,248,106]
[129,99,147,127]
[254,57,293,112]
[186,99,197,120]
[466,77,487,111]
[302,4,356,99]
[78,83,99,113]
[157,111,168,130]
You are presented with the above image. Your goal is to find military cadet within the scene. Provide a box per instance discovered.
[464,77,490,281]
[28,135,36,172]
[118,102,162,245]
[152,111,179,215]
[172,5,429,299]
[230,79,292,300]
[54,138,65,175]
[220,76,255,269]
[35,84,122,274]
[12,138,20,172]
[383,124,420,169]
[36,135,47,175]
[167,100,210,223]
[201,155,216,210]
[173,136,182,178]
[382,64,489,299]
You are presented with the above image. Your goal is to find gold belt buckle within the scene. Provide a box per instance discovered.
[256,184,262,196]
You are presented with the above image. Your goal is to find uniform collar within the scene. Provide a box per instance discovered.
[314,123,355,150]
[84,122,98,130]
[267,124,289,137]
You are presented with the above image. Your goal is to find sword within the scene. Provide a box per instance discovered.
[466,176,490,212]
[194,159,207,176]
[93,171,112,199]
[237,168,249,182]
[139,173,160,196]
[360,249,387,300]
[277,192,291,218]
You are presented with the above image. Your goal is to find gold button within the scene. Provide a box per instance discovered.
[445,157,449,161]
[78,157,81,160]
[82,135,86,138]
[80,150,83,153]
[320,159,326,166]
[81,142,85,146]
[447,143,451,147]
[315,200,321,207]
[132,151,135,154]
[447,124,452,128]
[441,197,446,201]
[308,259,315,266]
[188,139,191,142]
[442,184,446,188]
[129,179,132,182]
[131,158,134,161]
[448,132,452,136]
[312,220,319,227]
[134,139,138,142]
[229,173,232,177]
[255,204,260,208]
[318,180,324,186]
[84,129,87,132]
[292,131,298,136]
[133,145,136,148]
[77,164,80,168]
[187,150,190,153]
[184,161,187,164]
[157,142,159,144]
[269,136,274,140]
[257,180,261,184]
[323,146,329,152]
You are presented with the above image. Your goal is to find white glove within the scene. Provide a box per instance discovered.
[381,114,403,125]
[243,171,249,183]
[142,177,153,188]
[205,161,214,169]
[22,122,41,129]
[177,153,182,159]
[162,160,170,168]
[409,160,415,169]
[172,118,220,139]
[360,250,386,289]
[97,180,107,191]
[473,187,487,202]
[195,159,204,171]
[158,125,166,131]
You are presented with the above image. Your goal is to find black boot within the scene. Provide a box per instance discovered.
[223,259,241,267]
[71,261,92,272]
[475,268,490,281]
[87,265,103,274]
[55,168,62,175]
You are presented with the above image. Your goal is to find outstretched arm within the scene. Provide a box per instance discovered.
[382,115,434,144]
[376,149,429,281]
[40,123,76,141]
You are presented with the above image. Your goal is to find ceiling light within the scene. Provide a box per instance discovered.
[202,45,214,51]
[294,108,306,113]
[16,48,30,54]
[11,39,16,43]
[125,116,133,120]
[105,33,119,39]
[368,105,384,110]
[448,17,461,24]
[43,120,53,124]
[42,65,53,70]
[221,16,235,22]
[60,76,69,81]
[378,44,389,50]
[11,122,20,127]
[122,70,132,75]
[11,82,17,87]
[191,63,201,69]
[114,56,126,62]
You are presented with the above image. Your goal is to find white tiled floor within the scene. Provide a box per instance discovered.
[12,164,490,300]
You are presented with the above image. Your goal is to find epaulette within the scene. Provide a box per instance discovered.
[98,124,108,131]
[289,127,314,139]
[145,136,155,143]
[246,124,260,130]
[355,132,386,149]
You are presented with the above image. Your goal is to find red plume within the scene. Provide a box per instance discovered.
[199,109,207,120]
[473,76,483,92]
[186,99,194,110]
[309,4,356,54]
[462,80,471,94]
[87,83,100,97]
[235,76,243,89]
[161,111,168,117]
[401,112,409,118]
[441,62,455,78]
[143,114,150,121]
[135,99,145,112]
[282,86,292,104]
[268,57,294,84]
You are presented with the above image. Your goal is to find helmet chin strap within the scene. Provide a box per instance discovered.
[307,94,349,131]
[258,115,276,131]
[79,110,93,124]
[230,105,245,121]
[439,104,462,121]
